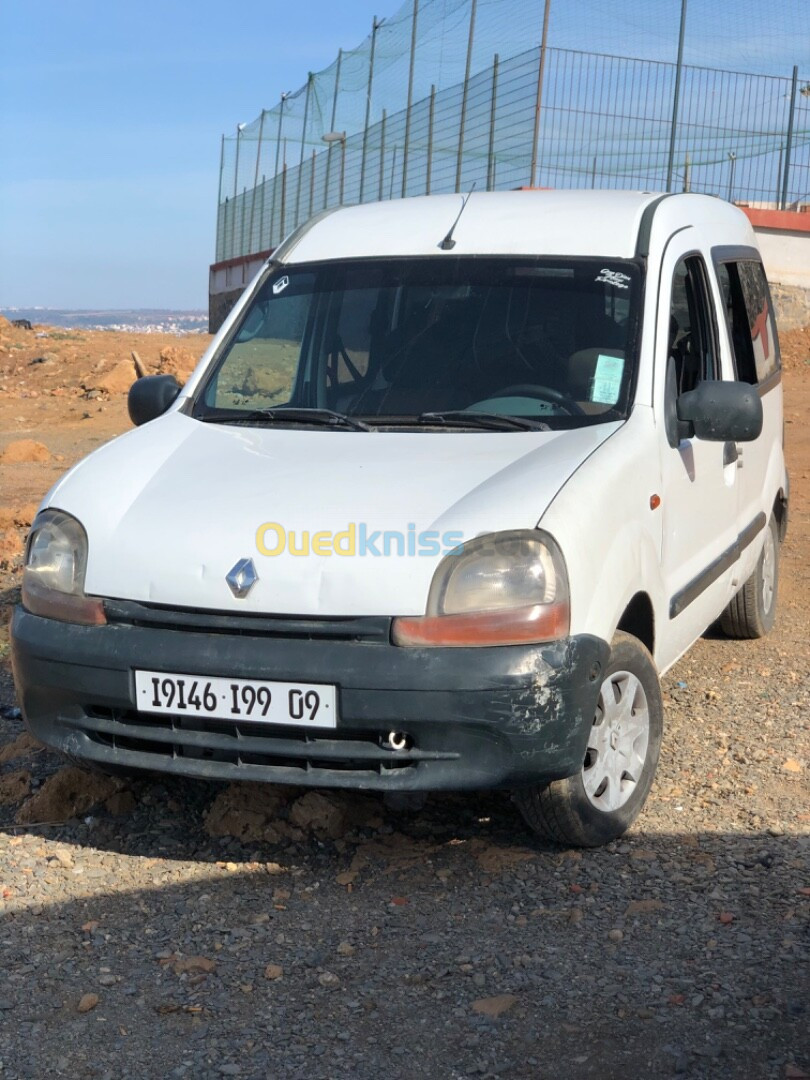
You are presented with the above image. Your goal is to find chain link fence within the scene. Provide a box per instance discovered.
[215,0,809,262]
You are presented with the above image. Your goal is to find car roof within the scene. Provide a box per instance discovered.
[280,190,754,265]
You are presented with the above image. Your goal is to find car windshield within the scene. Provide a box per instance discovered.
[195,256,642,429]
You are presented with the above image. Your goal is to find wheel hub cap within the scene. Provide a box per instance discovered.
[583,670,650,813]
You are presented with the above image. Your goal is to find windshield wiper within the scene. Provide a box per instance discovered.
[203,407,371,431]
[417,411,551,432]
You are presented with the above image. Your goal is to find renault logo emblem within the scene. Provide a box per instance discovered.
[226,558,258,599]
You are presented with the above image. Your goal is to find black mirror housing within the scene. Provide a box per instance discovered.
[677,381,763,443]
[128,375,183,426]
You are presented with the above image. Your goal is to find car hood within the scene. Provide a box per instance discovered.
[46,413,619,616]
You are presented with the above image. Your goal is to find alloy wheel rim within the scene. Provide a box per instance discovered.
[583,669,650,812]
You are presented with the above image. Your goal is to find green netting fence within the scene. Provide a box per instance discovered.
[215,0,809,262]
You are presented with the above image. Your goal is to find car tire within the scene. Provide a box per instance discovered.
[720,515,779,640]
[514,631,663,848]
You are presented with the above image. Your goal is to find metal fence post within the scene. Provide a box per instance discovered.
[665,0,688,192]
[591,156,598,188]
[455,0,478,193]
[233,123,243,200]
[309,150,316,217]
[401,0,419,198]
[324,49,343,207]
[258,176,266,250]
[780,65,799,210]
[216,134,226,260]
[269,93,288,251]
[240,187,247,257]
[280,157,288,240]
[295,73,314,227]
[248,109,266,253]
[426,84,436,194]
[683,152,691,192]
[359,17,381,203]
[222,196,229,260]
[529,0,552,187]
[487,55,499,190]
[217,133,225,206]
[379,109,387,202]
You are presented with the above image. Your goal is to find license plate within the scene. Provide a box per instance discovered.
[134,670,337,729]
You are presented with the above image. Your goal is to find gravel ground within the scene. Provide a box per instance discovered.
[0,358,807,1078]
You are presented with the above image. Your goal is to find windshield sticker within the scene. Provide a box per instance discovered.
[272,275,290,296]
[595,269,631,289]
[591,353,625,405]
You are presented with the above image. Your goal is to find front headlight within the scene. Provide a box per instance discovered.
[392,530,569,647]
[22,510,106,625]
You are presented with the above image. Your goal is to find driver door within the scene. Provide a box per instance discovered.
[656,232,741,664]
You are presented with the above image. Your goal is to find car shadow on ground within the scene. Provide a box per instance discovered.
[0,808,807,1080]
[0,709,808,1078]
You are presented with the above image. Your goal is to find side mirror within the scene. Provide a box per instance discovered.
[128,374,182,426]
[677,381,763,443]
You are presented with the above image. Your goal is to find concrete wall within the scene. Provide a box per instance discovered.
[742,209,810,331]
[208,251,272,333]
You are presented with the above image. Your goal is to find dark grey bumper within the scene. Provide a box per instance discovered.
[11,605,609,792]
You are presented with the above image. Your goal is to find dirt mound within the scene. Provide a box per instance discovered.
[0,439,52,464]
[0,732,43,765]
[203,782,289,843]
[203,783,384,845]
[156,345,198,382]
[84,359,137,396]
[0,768,31,806]
[15,766,121,824]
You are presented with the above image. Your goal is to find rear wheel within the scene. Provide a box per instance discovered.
[514,631,663,847]
[720,515,779,639]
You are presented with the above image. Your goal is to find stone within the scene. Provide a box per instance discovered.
[471,994,518,1018]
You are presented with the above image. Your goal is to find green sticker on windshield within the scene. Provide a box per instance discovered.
[591,354,625,405]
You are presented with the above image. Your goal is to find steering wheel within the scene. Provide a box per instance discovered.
[488,383,586,417]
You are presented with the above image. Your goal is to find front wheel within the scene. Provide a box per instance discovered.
[514,631,663,847]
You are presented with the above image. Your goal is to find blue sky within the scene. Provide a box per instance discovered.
[1,0,805,310]
[0,0,377,309]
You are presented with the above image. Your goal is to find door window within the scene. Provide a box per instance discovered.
[715,260,780,385]
[668,255,720,395]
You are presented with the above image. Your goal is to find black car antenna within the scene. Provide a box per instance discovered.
[438,183,477,250]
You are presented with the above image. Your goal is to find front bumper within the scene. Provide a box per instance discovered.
[11,603,609,792]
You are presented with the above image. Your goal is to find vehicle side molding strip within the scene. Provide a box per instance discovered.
[669,512,766,619]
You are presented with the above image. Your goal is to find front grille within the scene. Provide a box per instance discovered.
[103,599,391,642]
[70,706,457,779]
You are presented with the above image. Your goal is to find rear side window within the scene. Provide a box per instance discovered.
[715,260,780,385]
